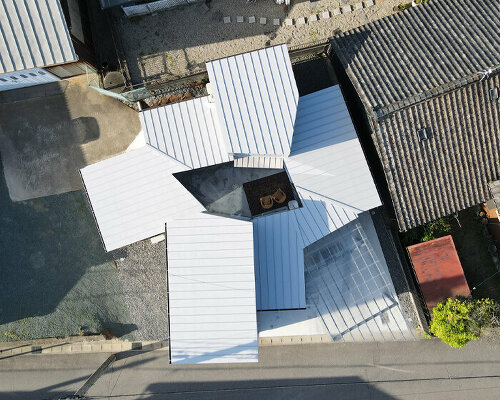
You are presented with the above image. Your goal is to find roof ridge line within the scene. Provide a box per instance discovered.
[297,185,363,214]
[375,64,500,119]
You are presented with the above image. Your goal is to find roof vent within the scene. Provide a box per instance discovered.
[417,127,432,142]
[489,87,499,102]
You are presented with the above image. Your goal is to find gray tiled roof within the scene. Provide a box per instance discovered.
[378,74,500,230]
[332,0,500,116]
[331,0,500,231]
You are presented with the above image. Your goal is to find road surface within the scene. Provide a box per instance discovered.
[1,337,500,399]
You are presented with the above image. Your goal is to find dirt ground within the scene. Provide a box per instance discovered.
[110,0,400,84]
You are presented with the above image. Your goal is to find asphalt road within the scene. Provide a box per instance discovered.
[1,337,500,400]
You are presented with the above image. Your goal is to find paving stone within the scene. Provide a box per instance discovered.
[237,16,244,23]
[248,16,256,23]
[355,2,364,10]
[343,5,353,13]
[260,17,267,24]
[223,16,231,23]
[309,14,318,22]
[285,18,294,26]
[297,17,306,25]
[333,8,341,15]
[273,18,280,26]
[365,0,375,6]
[322,11,331,19]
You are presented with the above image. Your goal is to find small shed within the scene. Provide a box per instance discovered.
[407,235,471,312]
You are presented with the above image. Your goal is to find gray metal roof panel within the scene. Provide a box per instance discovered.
[0,0,77,74]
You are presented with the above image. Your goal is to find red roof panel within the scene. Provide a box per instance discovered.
[407,235,470,311]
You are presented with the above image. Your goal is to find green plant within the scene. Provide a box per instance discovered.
[429,298,497,348]
[421,217,451,242]
[397,2,412,11]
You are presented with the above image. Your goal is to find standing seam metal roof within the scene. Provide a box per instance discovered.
[0,0,77,74]
[206,44,299,156]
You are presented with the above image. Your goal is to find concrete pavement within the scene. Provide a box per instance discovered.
[1,336,499,399]
[0,75,141,201]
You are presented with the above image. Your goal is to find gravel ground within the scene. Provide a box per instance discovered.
[111,0,400,85]
[113,240,169,341]
[0,157,167,342]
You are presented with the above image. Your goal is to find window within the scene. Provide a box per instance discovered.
[418,127,432,141]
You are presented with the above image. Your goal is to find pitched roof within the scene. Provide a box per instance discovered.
[0,0,77,74]
[331,0,500,231]
[287,86,381,212]
[140,96,229,169]
[378,75,500,230]
[167,213,258,364]
[80,146,204,251]
[206,44,299,156]
[331,0,500,117]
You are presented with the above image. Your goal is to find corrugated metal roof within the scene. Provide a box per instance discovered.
[253,212,305,311]
[206,44,299,156]
[0,0,77,74]
[407,235,470,311]
[80,146,204,251]
[331,0,500,115]
[140,97,230,169]
[167,213,258,364]
[288,86,381,212]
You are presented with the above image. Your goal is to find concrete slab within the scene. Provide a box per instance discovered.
[260,17,267,25]
[236,16,244,23]
[333,8,341,15]
[248,16,255,23]
[322,11,331,19]
[285,18,294,26]
[355,2,364,10]
[273,18,280,26]
[0,76,141,201]
[297,17,306,25]
[309,14,318,22]
[343,5,353,13]
[223,16,231,23]
[365,0,375,6]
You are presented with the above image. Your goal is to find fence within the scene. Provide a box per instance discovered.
[86,65,153,103]
[122,0,202,17]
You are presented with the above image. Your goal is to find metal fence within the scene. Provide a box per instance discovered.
[122,0,202,17]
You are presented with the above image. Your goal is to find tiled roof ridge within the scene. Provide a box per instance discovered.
[376,64,500,120]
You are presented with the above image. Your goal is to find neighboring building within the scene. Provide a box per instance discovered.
[407,236,471,312]
[330,0,500,231]
[81,45,413,364]
[0,0,95,93]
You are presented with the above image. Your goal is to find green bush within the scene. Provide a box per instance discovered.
[429,298,497,348]
[401,217,451,247]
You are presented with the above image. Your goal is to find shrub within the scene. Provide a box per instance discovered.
[429,298,497,348]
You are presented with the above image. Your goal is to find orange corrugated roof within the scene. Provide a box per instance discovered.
[407,235,470,311]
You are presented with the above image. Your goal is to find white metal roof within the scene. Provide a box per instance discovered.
[287,86,381,212]
[167,213,258,364]
[206,44,299,156]
[80,146,204,251]
[140,96,230,169]
[253,212,305,311]
[0,0,77,74]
